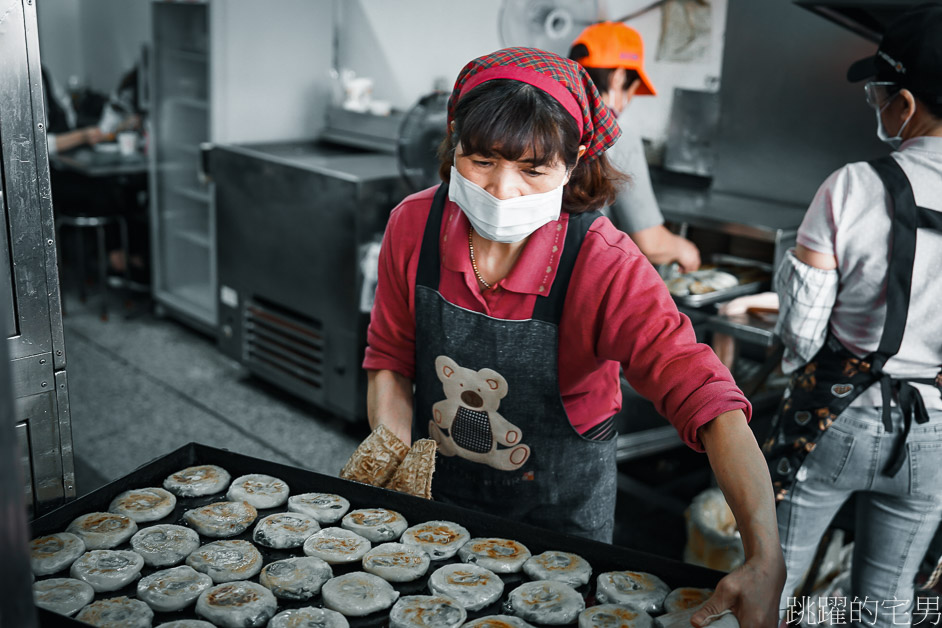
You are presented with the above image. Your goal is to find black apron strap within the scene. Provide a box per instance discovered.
[869,156,919,362]
[867,156,940,475]
[532,211,601,325]
[415,184,449,290]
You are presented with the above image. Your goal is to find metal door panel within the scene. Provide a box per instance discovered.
[55,370,75,500]
[15,421,32,512]
[16,392,64,513]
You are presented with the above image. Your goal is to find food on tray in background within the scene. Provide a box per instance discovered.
[321,571,400,617]
[182,500,257,537]
[75,595,154,628]
[163,464,232,497]
[303,527,372,564]
[185,539,263,583]
[341,508,408,542]
[69,549,145,592]
[195,581,278,628]
[108,487,177,522]
[427,563,504,611]
[666,269,739,297]
[287,492,351,524]
[155,620,216,628]
[268,607,350,628]
[389,594,467,628]
[663,586,713,613]
[385,438,437,499]
[504,580,586,625]
[594,571,670,614]
[30,532,85,575]
[464,615,536,628]
[65,512,138,549]
[362,542,432,583]
[578,604,654,628]
[458,538,532,574]
[340,424,411,487]
[258,556,333,601]
[252,512,320,549]
[226,473,290,509]
[522,551,592,587]
[401,520,471,560]
[32,577,94,616]
[130,524,201,567]
[136,565,213,612]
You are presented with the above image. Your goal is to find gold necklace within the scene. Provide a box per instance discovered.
[468,227,493,289]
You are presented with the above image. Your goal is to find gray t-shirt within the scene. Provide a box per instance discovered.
[602,125,664,234]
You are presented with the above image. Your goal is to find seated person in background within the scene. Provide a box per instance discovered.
[570,22,701,272]
[41,66,105,154]
[41,65,142,155]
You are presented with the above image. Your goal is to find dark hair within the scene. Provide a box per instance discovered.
[568,44,640,93]
[883,82,942,119]
[438,79,626,213]
[914,90,942,119]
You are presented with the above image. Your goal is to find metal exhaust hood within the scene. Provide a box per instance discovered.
[795,0,922,41]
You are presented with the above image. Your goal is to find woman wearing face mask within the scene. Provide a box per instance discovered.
[363,47,784,627]
[767,5,942,625]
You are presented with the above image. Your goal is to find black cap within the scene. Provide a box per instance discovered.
[847,2,942,101]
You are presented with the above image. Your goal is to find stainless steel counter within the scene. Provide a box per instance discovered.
[651,174,806,274]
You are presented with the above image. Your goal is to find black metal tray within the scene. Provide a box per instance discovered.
[31,442,724,627]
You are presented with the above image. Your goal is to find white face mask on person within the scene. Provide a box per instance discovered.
[876,95,914,149]
[448,166,565,243]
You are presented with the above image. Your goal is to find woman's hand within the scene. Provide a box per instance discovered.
[697,410,786,627]
[367,369,414,446]
[692,554,786,627]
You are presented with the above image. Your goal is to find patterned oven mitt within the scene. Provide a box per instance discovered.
[339,425,437,499]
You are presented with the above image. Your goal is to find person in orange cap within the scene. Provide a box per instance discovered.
[570,21,701,272]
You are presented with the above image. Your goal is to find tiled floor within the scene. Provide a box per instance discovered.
[62,291,364,496]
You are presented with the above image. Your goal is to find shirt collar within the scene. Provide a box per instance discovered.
[899,135,942,153]
[441,199,570,295]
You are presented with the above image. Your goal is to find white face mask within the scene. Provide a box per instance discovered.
[876,95,914,149]
[448,166,565,243]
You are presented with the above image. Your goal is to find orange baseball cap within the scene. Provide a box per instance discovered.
[571,21,656,96]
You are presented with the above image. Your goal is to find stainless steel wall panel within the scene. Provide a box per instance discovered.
[0,0,73,516]
[15,421,33,512]
[17,392,64,513]
[712,0,887,205]
[10,352,54,398]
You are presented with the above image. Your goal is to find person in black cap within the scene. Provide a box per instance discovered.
[767,3,942,625]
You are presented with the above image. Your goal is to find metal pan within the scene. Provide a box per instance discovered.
[31,442,725,627]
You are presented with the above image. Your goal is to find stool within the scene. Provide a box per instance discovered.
[55,212,131,320]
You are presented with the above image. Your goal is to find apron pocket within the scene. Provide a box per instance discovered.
[909,441,942,499]
[801,427,855,484]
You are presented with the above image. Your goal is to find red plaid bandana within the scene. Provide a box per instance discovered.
[448,47,621,162]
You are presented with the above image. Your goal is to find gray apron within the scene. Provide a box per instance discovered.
[413,184,618,543]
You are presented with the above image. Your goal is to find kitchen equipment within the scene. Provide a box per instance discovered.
[2,0,73,518]
[498,0,602,57]
[667,254,773,308]
[662,88,720,178]
[30,442,726,626]
[397,91,450,193]
[211,141,408,422]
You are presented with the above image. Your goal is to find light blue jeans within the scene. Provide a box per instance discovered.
[777,405,942,627]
